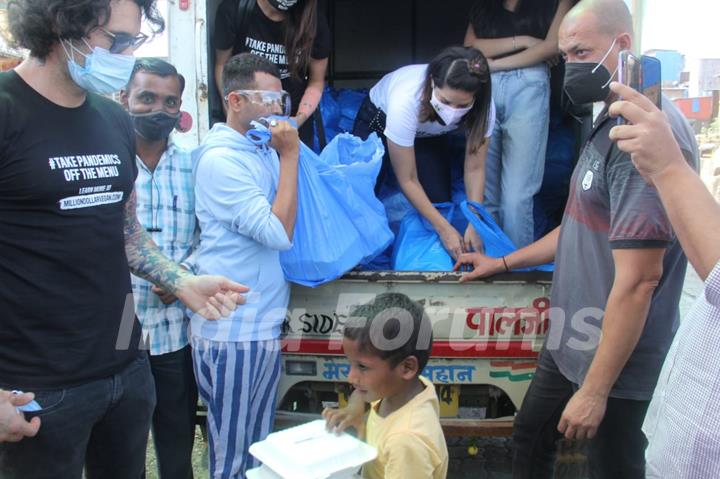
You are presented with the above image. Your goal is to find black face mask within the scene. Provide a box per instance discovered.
[267,0,298,11]
[563,39,618,105]
[130,110,181,141]
[563,63,614,105]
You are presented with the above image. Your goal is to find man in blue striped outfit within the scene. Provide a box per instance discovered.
[190,53,300,478]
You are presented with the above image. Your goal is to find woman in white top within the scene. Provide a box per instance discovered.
[353,46,495,259]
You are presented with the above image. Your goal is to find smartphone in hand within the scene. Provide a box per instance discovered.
[617,50,662,124]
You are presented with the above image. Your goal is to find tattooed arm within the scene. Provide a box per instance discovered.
[124,188,249,318]
[124,189,191,293]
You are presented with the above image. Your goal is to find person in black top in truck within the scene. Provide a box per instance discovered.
[213,0,330,144]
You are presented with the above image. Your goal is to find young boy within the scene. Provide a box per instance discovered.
[324,293,448,479]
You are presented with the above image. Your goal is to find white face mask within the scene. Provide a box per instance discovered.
[430,88,474,126]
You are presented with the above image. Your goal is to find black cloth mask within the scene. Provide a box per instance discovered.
[563,39,618,105]
[130,110,181,141]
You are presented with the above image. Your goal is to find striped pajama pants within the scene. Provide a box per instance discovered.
[191,337,281,478]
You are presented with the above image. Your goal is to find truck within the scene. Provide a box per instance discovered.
[164,0,568,437]
[277,270,552,437]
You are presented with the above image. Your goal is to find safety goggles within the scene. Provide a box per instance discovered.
[226,89,292,117]
[98,27,149,54]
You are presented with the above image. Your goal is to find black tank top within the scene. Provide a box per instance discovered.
[470,0,559,40]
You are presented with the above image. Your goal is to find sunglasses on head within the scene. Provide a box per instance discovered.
[98,27,149,54]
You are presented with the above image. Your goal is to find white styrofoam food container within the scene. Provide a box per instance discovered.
[246,420,377,479]
[245,465,362,479]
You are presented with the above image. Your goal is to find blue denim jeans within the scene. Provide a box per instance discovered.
[484,64,550,248]
[0,353,156,479]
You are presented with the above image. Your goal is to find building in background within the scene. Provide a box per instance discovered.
[646,49,685,84]
[699,58,720,96]
[645,49,690,99]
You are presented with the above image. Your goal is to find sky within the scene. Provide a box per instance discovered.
[641,0,720,59]
[635,0,720,94]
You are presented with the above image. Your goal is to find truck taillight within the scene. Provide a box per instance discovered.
[179,0,190,10]
[285,360,316,376]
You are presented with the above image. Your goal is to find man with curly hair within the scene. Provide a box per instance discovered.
[0,1,249,477]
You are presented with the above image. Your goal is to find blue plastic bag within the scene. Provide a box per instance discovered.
[460,201,515,258]
[246,116,297,144]
[316,134,393,262]
[336,89,367,134]
[281,148,364,286]
[392,203,456,271]
[358,191,410,271]
[313,87,369,152]
[461,201,554,272]
[365,193,470,272]
[248,120,393,286]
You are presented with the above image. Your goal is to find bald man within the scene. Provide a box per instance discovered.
[454,1,698,477]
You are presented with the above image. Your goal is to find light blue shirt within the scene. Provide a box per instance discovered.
[190,123,292,343]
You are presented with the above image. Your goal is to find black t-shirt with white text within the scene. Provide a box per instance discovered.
[0,71,142,390]
[214,0,331,113]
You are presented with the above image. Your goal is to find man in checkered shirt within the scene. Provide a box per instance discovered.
[121,58,198,479]
[609,81,720,478]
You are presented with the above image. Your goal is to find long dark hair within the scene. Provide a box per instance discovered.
[469,0,556,38]
[282,0,318,79]
[418,46,492,154]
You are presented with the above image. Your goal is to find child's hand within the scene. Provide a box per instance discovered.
[322,390,366,435]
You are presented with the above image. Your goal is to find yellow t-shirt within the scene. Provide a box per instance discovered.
[362,376,448,479]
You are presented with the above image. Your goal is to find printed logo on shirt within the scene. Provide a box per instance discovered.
[48,154,125,209]
[48,154,122,182]
[59,191,124,210]
[245,37,290,78]
[582,170,594,191]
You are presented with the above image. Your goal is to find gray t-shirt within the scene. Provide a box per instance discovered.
[548,96,698,401]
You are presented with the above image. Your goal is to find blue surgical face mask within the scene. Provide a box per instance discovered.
[62,39,136,94]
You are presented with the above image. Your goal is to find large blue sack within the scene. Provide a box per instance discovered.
[248,121,392,286]
[315,132,393,266]
[461,201,554,272]
[358,191,410,271]
[392,203,461,271]
[313,87,367,152]
[367,192,470,271]
[336,89,367,134]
